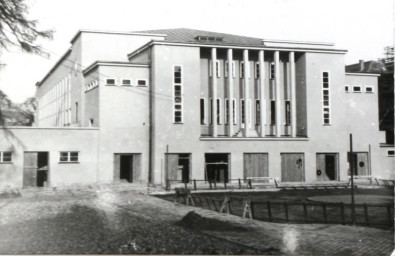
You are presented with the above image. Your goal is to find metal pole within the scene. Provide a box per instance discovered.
[350,134,356,225]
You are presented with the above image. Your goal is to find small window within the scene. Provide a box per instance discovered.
[225,61,229,77]
[256,100,261,124]
[209,61,220,77]
[352,86,362,93]
[106,78,116,86]
[285,101,291,126]
[200,98,206,125]
[121,79,132,86]
[270,100,276,125]
[345,85,349,92]
[255,62,260,79]
[232,99,237,124]
[217,99,222,124]
[0,151,12,163]
[269,63,275,80]
[387,150,395,157]
[240,61,244,78]
[174,66,182,83]
[225,99,229,124]
[241,99,245,124]
[137,79,147,87]
[365,86,374,93]
[59,151,79,163]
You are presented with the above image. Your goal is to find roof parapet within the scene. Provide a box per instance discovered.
[262,39,334,49]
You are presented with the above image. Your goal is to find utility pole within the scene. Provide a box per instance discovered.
[349,133,356,225]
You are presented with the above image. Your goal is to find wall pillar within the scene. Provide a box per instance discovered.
[289,52,297,137]
[274,51,281,137]
[258,50,266,137]
[227,49,234,137]
[243,49,249,137]
[211,48,217,137]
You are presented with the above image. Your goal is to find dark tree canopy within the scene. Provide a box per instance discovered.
[0,0,53,56]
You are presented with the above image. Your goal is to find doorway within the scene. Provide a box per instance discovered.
[23,152,49,187]
[244,153,269,179]
[281,153,304,182]
[205,153,229,182]
[114,153,141,183]
[165,153,191,182]
[316,153,338,181]
[348,152,369,176]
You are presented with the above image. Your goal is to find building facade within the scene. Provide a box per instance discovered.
[0,28,392,188]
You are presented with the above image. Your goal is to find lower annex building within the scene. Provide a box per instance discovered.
[0,28,393,188]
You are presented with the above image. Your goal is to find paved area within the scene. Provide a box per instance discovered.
[0,186,393,255]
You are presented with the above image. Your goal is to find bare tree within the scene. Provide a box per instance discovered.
[0,0,53,56]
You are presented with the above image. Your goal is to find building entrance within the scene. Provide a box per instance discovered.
[23,152,49,187]
[205,153,229,182]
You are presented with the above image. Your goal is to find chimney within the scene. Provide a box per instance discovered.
[359,60,364,71]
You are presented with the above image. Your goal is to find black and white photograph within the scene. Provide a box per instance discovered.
[0,0,393,255]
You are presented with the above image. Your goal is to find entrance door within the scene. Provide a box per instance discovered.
[316,153,338,181]
[165,154,191,182]
[349,152,369,176]
[281,153,304,182]
[23,152,49,187]
[205,153,229,182]
[114,153,141,183]
[244,153,268,178]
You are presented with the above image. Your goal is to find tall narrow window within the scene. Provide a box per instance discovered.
[270,100,276,125]
[232,99,237,124]
[174,66,183,123]
[200,98,206,125]
[241,99,245,124]
[75,102,78,123]
[256,100,261,124]
[269,62,275,80]
[255,62,260,79]
[225,99,229,124]
[209,61,220,77]
[225,61,229,77]
[322,72,330,124]
[240,61,244,78]
[217,99,222,124]
[285,101,291,126]
[209,98,213,125]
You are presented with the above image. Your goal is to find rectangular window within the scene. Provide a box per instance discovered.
[173,66,183,123]
[365,86,374,93]
[59,151,79,163]
[345,85,349,92]
[256,100,261,124]
[137,79,147,87]
[121,79,132,86]
[285,101,291,126]
[0,152,12,163]
[225,99,229,124]
[200,98,206,125]
[255,62,260,79]
[241,99,245,124]
[106,78,116,86]
[232,99,237,124]
[387,150,395,157]
[225,61,229,77]
[352,85,361,92]
[240,61,244,78]
[269,63,275,80]
[270,100,276,125]
[217,99,222,124]
[209,60,220,77]
[322,72,331,124]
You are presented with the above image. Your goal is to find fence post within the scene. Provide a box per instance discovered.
[248,179,252,189]
[303,203,308,222]
[193,179,197,190]
[267,201,272,221]
[238,178,241,189]
[166,179,170,191]
[340,203,345,225]
[363,204,369,226]
[284,202,289,222]
[323,204,327,223]
[224,180,227,189]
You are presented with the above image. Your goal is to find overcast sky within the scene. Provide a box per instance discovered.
[0,0,393,103]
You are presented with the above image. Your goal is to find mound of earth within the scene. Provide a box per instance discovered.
[178,211,250,232]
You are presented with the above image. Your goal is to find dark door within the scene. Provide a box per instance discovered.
[36,152,49,187]
[205,154,229,182]
[120,155,133,182]
[325,155,336,180]
[23,152,38,187]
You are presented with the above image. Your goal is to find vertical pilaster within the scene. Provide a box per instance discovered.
[274,51,281,137]
[258,50,266,137]
[227,49,234,137]
[211,48,217,137]
[243,49,249,137]
[289,52,297,137]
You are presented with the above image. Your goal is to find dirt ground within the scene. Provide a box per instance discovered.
[0,186,393,255]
